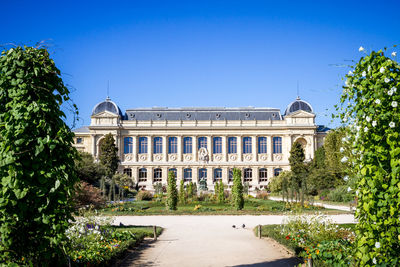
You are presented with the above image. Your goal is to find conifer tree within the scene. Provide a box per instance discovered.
[179,179,186,204]
[218,180,225,203]
[289,141,306,205]
[166,171,178,210]
[231,168,244,210]
[99,133,119,200]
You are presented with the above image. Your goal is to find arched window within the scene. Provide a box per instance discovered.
[274,168,282,176]
[153,168,162,182]
[183,137,192,154]
[153,137,163,154]
[138,137,148,154]
[124,137,133,154]
[168,137,177,154]
[228,169,233,183]
[273,137,282,154]
[213,137,222,154]
[184,168,192,182]
[123,168,132,177]
[259,168,268,182]
[228,137,237,154]
[214,168,222,182]
[199,168,207,180]
[244,168,252,182]
[243,137,252,154]
[258,137,267,154]
[168,168,177,179]
[139,168,147,182]
[198,137,207,149]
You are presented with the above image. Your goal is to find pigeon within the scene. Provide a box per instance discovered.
[119,222,124,227]
[242,224,245,229]
[232,225,236,229]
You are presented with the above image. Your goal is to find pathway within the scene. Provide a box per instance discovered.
[268,196,353,212]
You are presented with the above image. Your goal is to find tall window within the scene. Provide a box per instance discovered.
[228,137,237,154]
[213,137,222,154]
[273,137,282,154]
[139,168,147,182]
[198,137,207,149]
[243,137,252,154]
[183,137,192,154]
[228,169,233,183]
[214,168,222,182]
[76,137,83,144]
[154,168,162,182]
[168,137,177,154]
[184,168,192,182]
[168,168,177,179]
[153,137,163,154]
[259,168,268,182]
[274,168,282,176]
[258,137,267,154]
[199,168,207,180]
[124,137,133,154]
[244,168,252,182]
[123,168,132,177]
[138,137,148,154]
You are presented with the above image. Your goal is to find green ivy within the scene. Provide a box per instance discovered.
[0,46,79,265]
[337,47,400,266]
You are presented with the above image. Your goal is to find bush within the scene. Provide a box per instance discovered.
[197,192,213,202]
[231,168,244,210]
[136,190,153,201]
[327,186,354,202]
[73,181,106,209]
[166,171,178,210]
[256,191,269,200]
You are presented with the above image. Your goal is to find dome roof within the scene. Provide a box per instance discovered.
[92,97,122,116]
[284,97,313,115]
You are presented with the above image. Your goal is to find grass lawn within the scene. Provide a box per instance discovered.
[97,198,351,216]
[112,225,163,236]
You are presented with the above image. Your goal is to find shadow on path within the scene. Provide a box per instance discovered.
[114,239,158,267]
[232,257,302,267]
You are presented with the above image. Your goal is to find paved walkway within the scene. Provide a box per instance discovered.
[268,196,353,212]
[114,215,355,267]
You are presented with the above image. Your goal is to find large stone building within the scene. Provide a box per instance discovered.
[73,97,328,191]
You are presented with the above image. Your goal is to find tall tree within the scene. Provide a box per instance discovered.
[324,128,346,184]
[289,141,306,205]
[0,46,79,265]
[231,168,244,210]
[75,151,106,185]
[166,171,178,210]
[99,133,119,200]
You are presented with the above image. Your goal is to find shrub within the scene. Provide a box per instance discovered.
[197,192,213,202]
[256,191,269,200]
[268,174,283,193]
[179,179,186,204]
[166,171,178,210]
[327,185,354,202]
[73,181,106,209]
[136,190,153,201]
[231,168,244,210]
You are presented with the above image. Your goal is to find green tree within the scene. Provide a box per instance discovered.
[113,173,132,201]
[289,141,307,205]
[166,171,178,210]
[99,133,119,201]
[218,180,225,203]
[0,46,79,265]
[187,181,194,199]
[324,128,347,185]
[179,179,186,204]
[75,151,106,185]
[307,146,335,195]
[231,168,244,210]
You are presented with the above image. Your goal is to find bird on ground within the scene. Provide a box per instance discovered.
[232,225,236,228]
[242,224,245,228]
[119,222,124,227]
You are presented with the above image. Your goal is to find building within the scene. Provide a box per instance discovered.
[73,97,328,191]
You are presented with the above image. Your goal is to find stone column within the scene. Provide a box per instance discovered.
[177,135,183,162]
[252,135,258,162]
[131,167,138,184]
[252,167,259,187]
[162,166,169,184]
[148,167,154,188]
[222,136,227,162]
[268,135,273,161]
[207,167,214,189]
[237,136,242,162]
[177,167,183,184]
[163,136,168,162]
[132,135,137,162]
[91,134,96,157]
[207,136,213,160]
[222,167,229,184]
[193,136,198,161]
[192,166,198,184]
[148,136,153,162]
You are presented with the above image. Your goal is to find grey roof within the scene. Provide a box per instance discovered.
[125,107,282,121]
[73,126,90,133]
[92,97,123,116]
[284,97,313,115]
[317,125,330,133]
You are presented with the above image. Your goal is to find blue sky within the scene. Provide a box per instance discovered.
[2,0,400,128]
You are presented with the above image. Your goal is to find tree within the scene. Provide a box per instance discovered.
[289,141,307,205]
[113,173,133,201]
[179,179,186,204]
[231,168,244,210]
[324,128,347,185]
[307,146,335,195]
[99,133,119,201]
[75,151,106,185]
[218,180,225,204]
[187,181,194,199]
[0,46,79,265]
[166,171,178,210]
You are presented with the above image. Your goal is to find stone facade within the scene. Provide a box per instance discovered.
[73,97,328,191]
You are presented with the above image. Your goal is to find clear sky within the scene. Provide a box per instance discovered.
[2,0,400,128]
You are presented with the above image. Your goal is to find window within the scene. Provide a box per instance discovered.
[123,168,132,177]
[228,137,237,154]
[258,137,267,154]
[168,168,177,179]
[139,168,147,182]
[214,168,222,182]
[243,137,252,154]
[168,137,177,154]
[124,137,133,154]
[183,137,192,154]
[139,137,148,154]
[153,168,162,182]
[244,168,252,182]
[199,168,207,180]
[184,168,192,182]
[274,168,282,176]
[228,169,233,183]
[273,137,282,154]
[153,137,163,154]
[198,137,207,149]
[76,137,83,144]
[213,137,222,154]
[259,168,268,182]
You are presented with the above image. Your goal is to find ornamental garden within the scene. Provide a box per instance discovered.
[0,45,399,266]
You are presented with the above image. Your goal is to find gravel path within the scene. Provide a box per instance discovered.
[114,214,355,267]
[268,196,354,212]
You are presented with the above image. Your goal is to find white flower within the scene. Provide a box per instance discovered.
[359,46,365,52]
[340,147,345,153]
[344,176,349,181]
[392,51,397,57]
[368,65,371,72]
[392,101,398,108]
[380,67,385,73]
[388,89,394,96]
[373,258,377,264]
[364,126,368,132]
[347,187,351,192]
[392,86,397,92]
[375,242,381,248]
[348,70,353,75]
[372,121,377,127]
[345,79,350,86]
[389,121,395,128]
[341,156,348,163]
[375,99,381,104]
[356,190,359,196]
[366,116,371,122]
[362,71,367,77]
[385,78,390,83]
[341,137,347,142]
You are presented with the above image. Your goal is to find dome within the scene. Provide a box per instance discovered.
[92,97,122,116]
[284,97,313,115]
